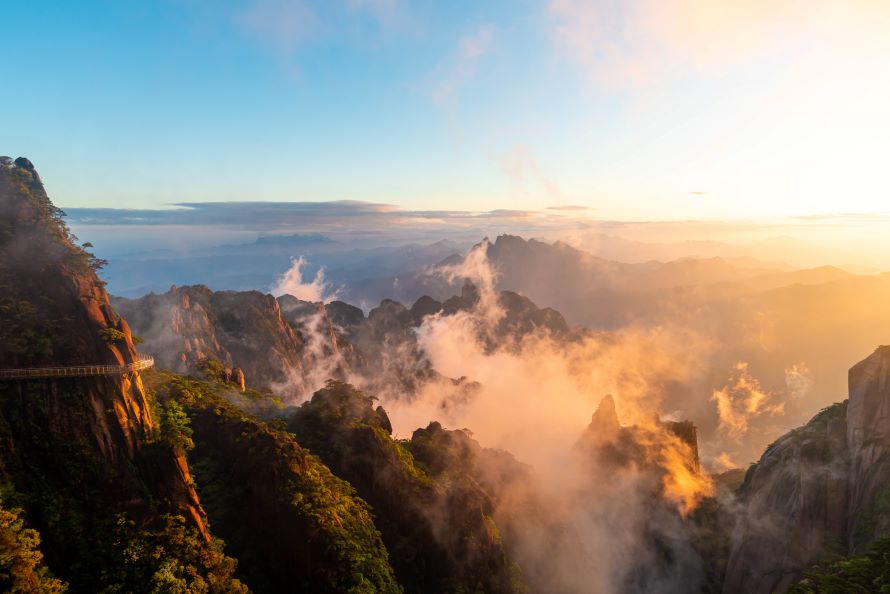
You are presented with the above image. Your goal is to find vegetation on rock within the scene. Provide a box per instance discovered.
[289,381,525,594]
[146,370,401,593]
[788,537,890,593]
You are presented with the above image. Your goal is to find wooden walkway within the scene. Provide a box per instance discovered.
[0,356,154,380]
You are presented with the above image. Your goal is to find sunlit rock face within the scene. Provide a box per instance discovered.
[119,276,575,405]
[115,286,315,397]
[570,395,719,594]
[576,395,709,511]
[723,345,890,594]
[0,158,208,587]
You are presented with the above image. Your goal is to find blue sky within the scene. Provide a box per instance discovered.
[3,1,890,219]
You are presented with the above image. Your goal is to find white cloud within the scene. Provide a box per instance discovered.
[546,0,890,90]
[270,256,339,302]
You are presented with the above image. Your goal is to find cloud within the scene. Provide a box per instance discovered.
[546,0,890,90]
[64,200,890,272]
[270,256,339,302]
[711,362,785,440]
[547,205,593,211]
[713,452,737,471]
[474,209,539,219]
[432,26,495,109]
[64,200,576,230]
[378,246,716,591]
[65,201,399,227]
[784,362,813,400]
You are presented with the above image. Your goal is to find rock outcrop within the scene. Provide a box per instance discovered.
[846,345,890,551]
[576,395,706,499]
[119,279,574,403]
[572,395,718,593]
[288,381,523,594]
[723,345,890,594]
[0,158,209,589]
[115,286,313,396]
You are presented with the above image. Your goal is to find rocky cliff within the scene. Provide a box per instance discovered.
[0,157,227,591]
[118,278,573,403]
[146,369,401,593]
[114,285,314,397]
[288,381,523,593]
[724,345,890,594]
[846,345,890,552]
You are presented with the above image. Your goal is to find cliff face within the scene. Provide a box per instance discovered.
[846,345,890,551]
[118,280,573,403]
[114,285,313,397]
[722,403,849,594]
[0,158,208,589]
[724,345,890,594]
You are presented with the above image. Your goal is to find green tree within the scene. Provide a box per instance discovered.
[0,502,67,593]
[99,514,246,594]
[158,400,195,454]
[788,538,890,593]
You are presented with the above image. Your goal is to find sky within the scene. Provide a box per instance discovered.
[3,0,890,220]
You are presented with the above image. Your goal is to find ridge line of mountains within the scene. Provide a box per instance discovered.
[4,157,890,593]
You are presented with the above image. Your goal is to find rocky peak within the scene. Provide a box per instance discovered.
[846,345,890,454]
[442,280,481,314]
[277,293,321,319]
[410,295,443,325]
[588,394,620,441]
[325,300,365,331]
[663,420,700,471]
[116,286,312,397]
[365,299,414,339]
[576,394,703,480]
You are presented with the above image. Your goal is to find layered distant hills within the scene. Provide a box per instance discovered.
[6,158,890,594]
[112,232,890,466]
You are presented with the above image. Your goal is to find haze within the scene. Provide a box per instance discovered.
[3,2,890,594]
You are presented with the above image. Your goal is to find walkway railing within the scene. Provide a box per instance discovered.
[0,356,154,380]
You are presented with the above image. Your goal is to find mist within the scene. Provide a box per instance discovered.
[329,242,721,593]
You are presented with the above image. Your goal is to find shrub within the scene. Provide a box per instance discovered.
[788,537,890,593]
[98,327,127,344]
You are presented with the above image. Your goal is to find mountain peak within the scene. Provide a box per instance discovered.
[588,394,621,439]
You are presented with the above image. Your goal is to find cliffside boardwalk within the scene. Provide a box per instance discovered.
[0,356,154,380]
